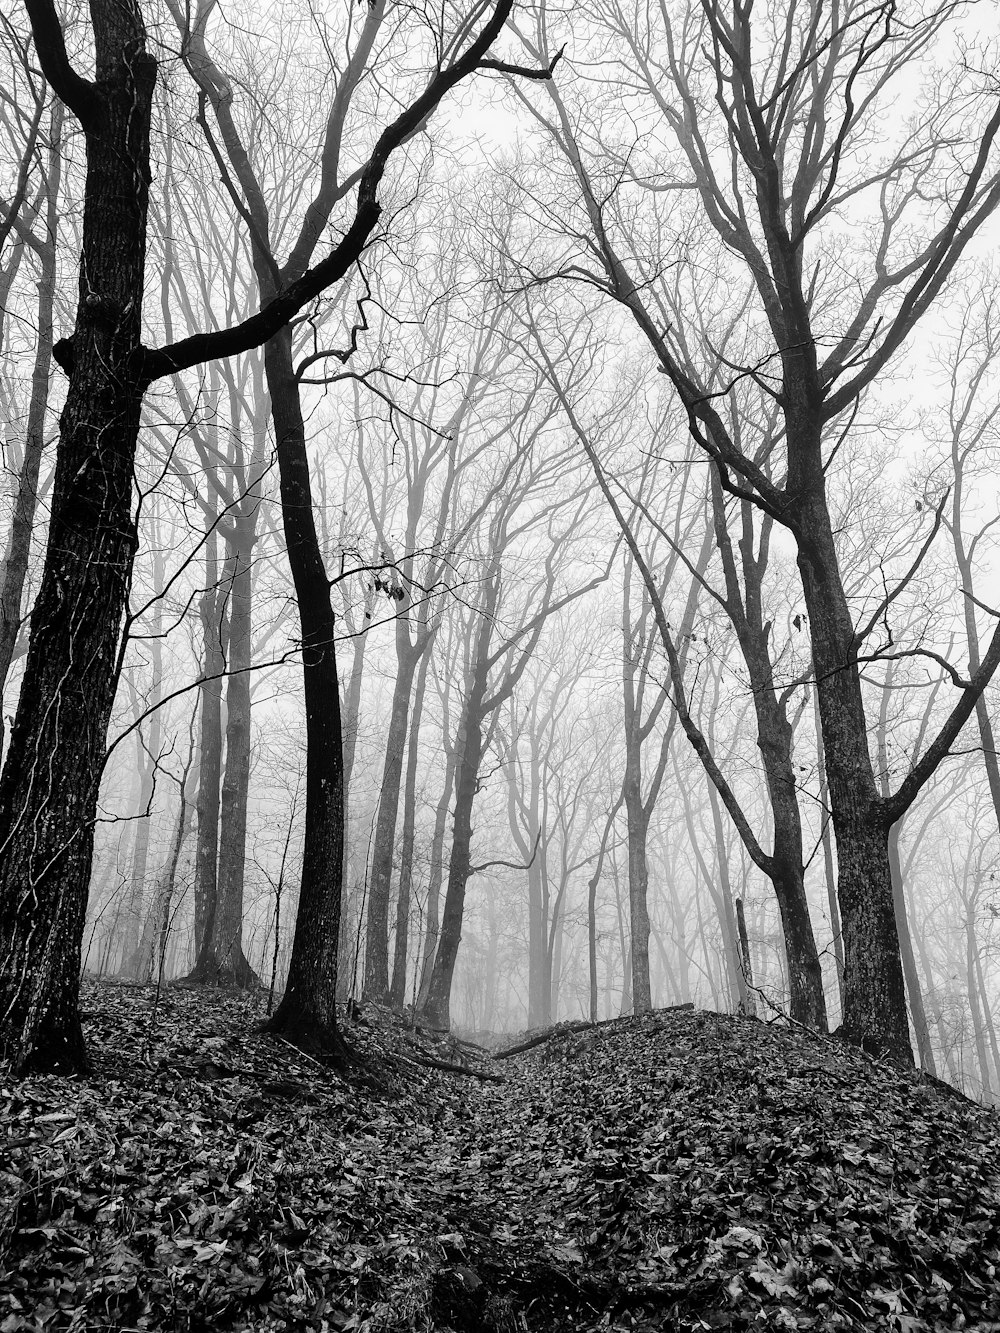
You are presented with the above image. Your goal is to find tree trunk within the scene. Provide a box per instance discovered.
[416,745,456,1007]
[814,687,845,1007]
[0,103,61,740]
[966,912,993,1101]
[794,488,911,1061]
[389,647,430,1008]
[888,821,936,1074]
[192,534,225,961]
[262,329,346,1056]
[188,518,260,987]
[420,661,487,1030]
[709,475,827,1029]
[364,641,418,1000]
[0,2,156,1073]
[622,753,652,1015]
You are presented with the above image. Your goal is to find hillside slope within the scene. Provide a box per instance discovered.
[2,984,999,1331]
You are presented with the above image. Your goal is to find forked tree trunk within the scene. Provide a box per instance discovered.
[188,517,261,988]
[792,476,910,1060]
[0,0,156,1072]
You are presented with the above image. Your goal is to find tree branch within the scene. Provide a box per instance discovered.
[23,0,101,129]
[138,0,543,383]
[883,613,1000,823]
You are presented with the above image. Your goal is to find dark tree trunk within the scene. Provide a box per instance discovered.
[0,0,155,1073]
[364,640,418,1000]
[793,483,911,1061]
[709,474,827,1029]
[262,330,346,1057]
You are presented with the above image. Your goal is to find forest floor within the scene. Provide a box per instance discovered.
[2,985,1000,1332]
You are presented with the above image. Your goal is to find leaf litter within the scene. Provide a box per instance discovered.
[2,982,1000,1331]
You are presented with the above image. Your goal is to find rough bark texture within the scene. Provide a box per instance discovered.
[0,0,156,1072]
[710,475,827,1029]
[261,331,346,1057]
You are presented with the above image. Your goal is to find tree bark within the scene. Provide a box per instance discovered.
[261,330,346,1056]
[0,0,156,1072]
[792,485,910,1057]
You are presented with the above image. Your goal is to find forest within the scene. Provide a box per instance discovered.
[3,0,999,1084]
[4,0,1000,1324]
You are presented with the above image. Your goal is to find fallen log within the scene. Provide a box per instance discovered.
[395,1052,506,1083]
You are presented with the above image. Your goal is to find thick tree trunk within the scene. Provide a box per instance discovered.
[794,487,911,1062]
[710,476,827,1029]
[364,641,418,1000]
[0,3,155,1073]
[262,330,346,1057]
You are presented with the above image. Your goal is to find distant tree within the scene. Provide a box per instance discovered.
[420,428,605,1030]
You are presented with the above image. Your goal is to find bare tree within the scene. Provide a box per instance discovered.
[512,1,1000,1059]
[0,0,556,1073]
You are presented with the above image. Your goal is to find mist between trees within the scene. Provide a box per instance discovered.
[1,0,999,1094]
